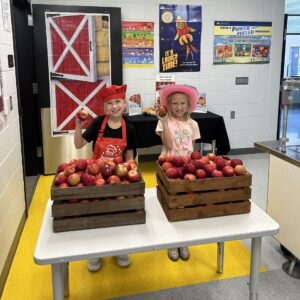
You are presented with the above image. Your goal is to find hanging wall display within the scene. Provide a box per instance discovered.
[213,21,272,64]
[159,4,202,73]
[122,21,154,68]
[45,12,112,135]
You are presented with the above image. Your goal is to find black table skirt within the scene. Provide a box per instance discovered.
[128,112,230,155]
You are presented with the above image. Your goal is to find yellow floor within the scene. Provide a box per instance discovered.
[1,161,265,300]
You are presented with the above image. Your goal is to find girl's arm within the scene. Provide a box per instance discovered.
[160,121,173,150]
[74,119,88,149]
[156,111,173,151]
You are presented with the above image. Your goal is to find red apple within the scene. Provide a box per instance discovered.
[57,162,69,173]
[215,158,227,171]
[68,198,80,204]
[166,154,176,164]
[74,158,87,171]
[113,156,124,165]
[126,170,140,182]
[211,170,223,177]
[59,182,69,188]
[106,175,121,184]
[80,199,90,203]
[173,156,184,167]
[121,179,130,184]
[64,165,75,176]
[87,162,100,176]
[54,172,67,186]
[192,159,202,170]
[222,166,235,177]
[69,159,78,166]
[67,173,81,186]
[230,159,243,168]
[176,167,184,179]
[190,151,202,160]
[76,182,84,187]
[101,164,114,179]
[182,155,191,165]
[77,108,88,121]
[107,160,116,171]
[81,173,96,186]
[95,178,106,186]
[183,163,196,175]
[195,169,206,179]
[207,152,216,161]
[199,156,210,165]
[95,173,103,180]
[203,164,216,176]
[166,167,178,179]
[157,105,168,117]
[158,154,167,165]
[183,173,196,180]
[162,161,173,172]
[115,163,128,179]
[234,165,246,176]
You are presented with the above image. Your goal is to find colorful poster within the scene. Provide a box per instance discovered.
[122,21,154,68]
[213,21,272,64]
[159,4,201,73]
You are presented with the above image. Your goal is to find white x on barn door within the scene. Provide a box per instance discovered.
[46,13,97,82]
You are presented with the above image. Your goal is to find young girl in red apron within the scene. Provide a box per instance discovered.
[74,84,136,271]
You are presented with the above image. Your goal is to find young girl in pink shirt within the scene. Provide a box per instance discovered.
[156,84,201,261]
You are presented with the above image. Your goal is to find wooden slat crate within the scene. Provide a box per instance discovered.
[156,161,251,222]
[156,161,252,193]
[50,174,146,232]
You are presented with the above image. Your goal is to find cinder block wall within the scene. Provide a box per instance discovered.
[32,0,285,150]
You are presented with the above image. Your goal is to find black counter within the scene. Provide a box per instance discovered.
[128,111,230,155]
[254,140,300,168]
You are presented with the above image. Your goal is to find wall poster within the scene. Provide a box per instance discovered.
[159,4,202,73]
[213,21,272,64]
[122,21,154,68]
[45,12,111,136]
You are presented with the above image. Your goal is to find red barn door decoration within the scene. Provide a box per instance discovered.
[51,80,106,134]
[46,14,97,82]
[45,12,112,135]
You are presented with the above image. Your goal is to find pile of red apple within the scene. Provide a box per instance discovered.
[54,157,141,188]
[158,151,247,180]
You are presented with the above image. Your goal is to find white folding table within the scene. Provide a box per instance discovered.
[34,188,279,300]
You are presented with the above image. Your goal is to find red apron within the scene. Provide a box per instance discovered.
[92,115,127,160]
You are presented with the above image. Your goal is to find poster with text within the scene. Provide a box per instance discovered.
[213,21,272,64]
[159,4,201,72]
[122,21,154,68]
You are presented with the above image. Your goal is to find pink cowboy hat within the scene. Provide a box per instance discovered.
[159,84,199,112]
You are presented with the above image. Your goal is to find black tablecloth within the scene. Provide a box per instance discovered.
[128,111,230,155]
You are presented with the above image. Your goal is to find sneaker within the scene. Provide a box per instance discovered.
[168,248,179,261]
[116,255,131,267]
[179,246,190,260]
[87,258,102,272]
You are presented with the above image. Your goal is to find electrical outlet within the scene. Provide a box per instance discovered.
[230,111,235,119]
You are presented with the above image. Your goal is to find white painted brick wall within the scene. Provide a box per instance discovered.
[0,0,26,274]
[32,0,285,152]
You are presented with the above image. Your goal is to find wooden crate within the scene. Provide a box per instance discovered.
[51,175,145,201]
[156,161,251,222]
[52,196,145,233]
[50,173,146,232]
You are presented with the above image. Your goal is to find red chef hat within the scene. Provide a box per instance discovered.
[100,84,127,103]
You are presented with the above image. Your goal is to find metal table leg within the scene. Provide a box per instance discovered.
[51,263,65,300]
[249,237,262,300]
[212,139,216,154]
[217,242,224,273]
[63,262,70,297]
